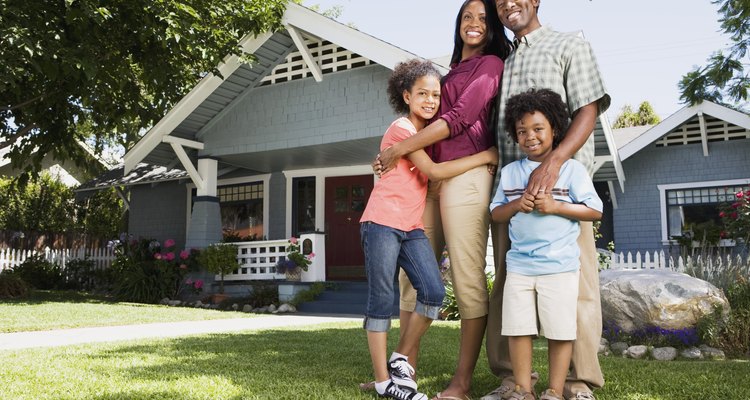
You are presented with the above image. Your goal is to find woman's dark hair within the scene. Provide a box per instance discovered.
[387,59,441,115]
[504,88,570,149]
[449,0,513,65]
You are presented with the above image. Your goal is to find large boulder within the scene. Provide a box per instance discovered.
[600,269,728,332]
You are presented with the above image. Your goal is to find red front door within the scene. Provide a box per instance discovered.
[325,175,373,280]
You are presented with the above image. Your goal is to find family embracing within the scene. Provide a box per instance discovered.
[360,1,610,400]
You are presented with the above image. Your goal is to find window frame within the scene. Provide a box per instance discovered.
[658,178,750,245]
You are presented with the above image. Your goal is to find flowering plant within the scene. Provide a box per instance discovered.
[275,237,314,274]
[719,188,750,243]
[183,278,204,295]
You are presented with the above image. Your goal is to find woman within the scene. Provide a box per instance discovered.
[376,1,512,399]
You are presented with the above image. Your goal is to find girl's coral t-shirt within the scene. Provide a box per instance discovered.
[360,117,428,231]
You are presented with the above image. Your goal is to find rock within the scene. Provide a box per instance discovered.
[652,347,678,361]
[231,303,239,311]
[257,306,269,313]
[168,300,181,307]
[268,304,277,312]
[277,303,296,313]
[626,345,649,359]
[600,269,728,332]
[194,300,203,308]
[160,297,170,305]
[242,304,253,313]
[598,343,609,356]
[610,341,629,356]
[680,347,703,360]
[700,345,726,360]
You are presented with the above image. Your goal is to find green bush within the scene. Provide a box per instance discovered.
[0,271,29,299]
[111,237,199,303]
[197,243,239,294]
[697,276,750,358]
[12,255,63,289]
[62,258,113,292]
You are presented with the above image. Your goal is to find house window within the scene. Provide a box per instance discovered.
[218,182,264,240]
[665,184,748,240]
[292,177,316,237]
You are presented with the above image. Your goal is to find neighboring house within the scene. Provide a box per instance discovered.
[0,139,111,187]
[80,2,622,282]
[612,101,750,255]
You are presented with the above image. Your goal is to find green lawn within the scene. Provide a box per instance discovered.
[0,291,254,333]
[1,320,749,400]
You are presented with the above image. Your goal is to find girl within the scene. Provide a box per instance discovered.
[375,1,512,399]
[360,58,497,400]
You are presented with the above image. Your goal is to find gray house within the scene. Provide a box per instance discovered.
[82,2,622,283]
[612,101,750,255]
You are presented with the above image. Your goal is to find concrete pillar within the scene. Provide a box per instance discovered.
[185,157,221,249]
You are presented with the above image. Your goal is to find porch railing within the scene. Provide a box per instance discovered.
[223,239,287,281]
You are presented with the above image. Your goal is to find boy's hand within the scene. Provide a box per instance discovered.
[518,192,535,213]
[533,191,558,215]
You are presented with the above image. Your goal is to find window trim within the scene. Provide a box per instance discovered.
[658,178,750,245]
[186,174,271,240]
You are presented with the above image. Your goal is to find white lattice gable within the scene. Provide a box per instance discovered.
[260,38,373,86]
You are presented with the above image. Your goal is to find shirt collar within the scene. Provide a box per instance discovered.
[513,25,549,48]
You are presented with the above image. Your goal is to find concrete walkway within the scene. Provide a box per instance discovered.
[0,314,362,351]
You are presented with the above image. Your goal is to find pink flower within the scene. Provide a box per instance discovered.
[165,252,175,261]
[737,191,745,199]
[306,252,316,261]
[164,239,176,248]
[194,280,204,289]
[179,250,190,260]
[154,253,163,260]
[719,211,726,218]
[185,278,193,285]
[289,237,298,244]
[733,202,741,209]
[179,264,188,270]
[720,231,727,238]
[732,212,738,219]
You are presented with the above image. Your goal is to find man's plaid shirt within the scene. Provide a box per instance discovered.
[496,26,611,178]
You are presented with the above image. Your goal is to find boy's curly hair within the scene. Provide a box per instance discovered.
[387,59,441,115]
[504,88,570,149]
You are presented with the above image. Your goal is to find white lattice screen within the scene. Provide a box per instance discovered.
[260,39,372,86]
[656,116,750,147]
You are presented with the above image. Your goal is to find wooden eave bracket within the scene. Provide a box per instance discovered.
[162,135,206,191]
[285,24,323,82]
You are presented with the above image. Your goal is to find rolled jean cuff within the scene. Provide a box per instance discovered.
[363,316,391,332]
[415,300,441,320]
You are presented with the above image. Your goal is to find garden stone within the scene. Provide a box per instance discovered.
[194,300,203,308]
[160,297,170,305]
[277,303,295,313]
[600,269,728,332]
[626,345,649,359]
[680,347,703,360]
[231,303,239,311]
[257,306,269,313]
[610,341,629,356]
[268,304,277,312]
[242,304,253,313]
[700,345,726,360]
[652,347,678,361]
[168,300,181,307]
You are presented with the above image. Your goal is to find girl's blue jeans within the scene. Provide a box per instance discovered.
[360,222,445,332]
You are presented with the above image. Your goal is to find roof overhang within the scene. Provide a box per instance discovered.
[619,101,750,161]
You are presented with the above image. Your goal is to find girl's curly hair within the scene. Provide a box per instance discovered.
[387,59,442,115]
[504,88,570,149]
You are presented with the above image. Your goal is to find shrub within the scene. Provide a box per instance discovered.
[111,237,199,303]
[12,254,63,289]
[197,243,238,294]
[0,271,29,299]
[697,276,750,358]
[62,257,114,292]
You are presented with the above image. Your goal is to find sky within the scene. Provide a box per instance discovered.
[301,0,730,121]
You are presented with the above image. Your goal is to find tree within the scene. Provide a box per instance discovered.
[613,101,661,128]
[679,0,750,109]
[1,0,289,184]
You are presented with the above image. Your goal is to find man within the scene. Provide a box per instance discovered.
[483,1,610,400]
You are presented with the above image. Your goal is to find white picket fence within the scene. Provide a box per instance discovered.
[0,247,116,271]
[602,249,748,273]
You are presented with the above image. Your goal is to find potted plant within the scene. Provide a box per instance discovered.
[275,237,314,281]
[197,243,239,302]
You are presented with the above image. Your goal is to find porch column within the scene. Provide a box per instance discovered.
[186,157,222,249]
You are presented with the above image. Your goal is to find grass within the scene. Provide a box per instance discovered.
[0,290,255,333]
[1,319,749,400]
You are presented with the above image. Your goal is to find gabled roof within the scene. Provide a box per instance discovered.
[619,101,750,160]
[123,2,444,174]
